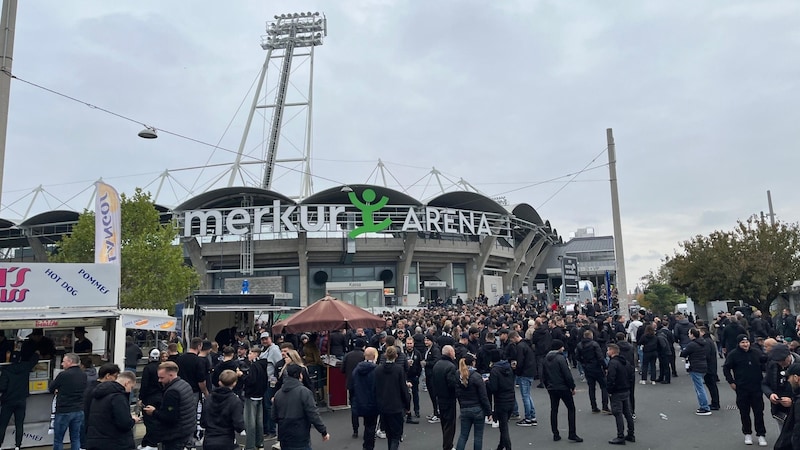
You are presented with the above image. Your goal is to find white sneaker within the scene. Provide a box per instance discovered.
[639,380,646,385]
[744,434,753,445]
[376,429,386,439]
[757,436,767,446]
[485,417,493,425]
[492,420,499,429]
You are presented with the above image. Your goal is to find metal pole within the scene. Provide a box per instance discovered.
[606,128,629,315]
[0,0,17,212]
[767,190,776,226]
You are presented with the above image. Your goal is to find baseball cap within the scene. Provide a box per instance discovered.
[260,332,270,339]
[770,344,790,361]
[149,349,160,361]
[460,332,469,339]
[787,363,800,376]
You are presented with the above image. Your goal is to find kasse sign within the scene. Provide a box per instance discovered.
[181,192,504,239]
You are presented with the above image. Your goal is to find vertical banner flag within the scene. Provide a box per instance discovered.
[95,182,121,264]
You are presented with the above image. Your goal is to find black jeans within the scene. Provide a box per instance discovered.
[736,389,766,436]
[548,390,576,438]
[381,412,404,450]
[610,391,634,438]
[408,377,420,414]
[361,414,378,450]
[704,373,720,408]
[426,372,439,416]
[585,370,609,410]
[658,356,671,382]
[0,401,25,447]
[494,403,513,450]
[439,401,457,450]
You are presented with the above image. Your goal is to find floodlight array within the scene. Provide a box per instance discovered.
[262,12,326,50]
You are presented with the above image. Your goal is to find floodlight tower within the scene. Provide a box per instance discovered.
[228,12,326,198]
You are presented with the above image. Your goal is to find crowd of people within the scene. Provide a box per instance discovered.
[7,300,800,449]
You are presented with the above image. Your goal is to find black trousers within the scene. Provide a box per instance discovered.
[736,389,767,436]
[426,372,439,416]
[704,373,720,408]
[0,401,25,447]
[381,412,404,450]
[361,414,378,450]
[585,371,609,410]
[548,389,576,437]
[408,377,420,415]
[629,380,636,414]
[439,401,457,450]
[535,354,545,381]
[494,403,513,450]
[658,356,671,383]
[610,391,634,438]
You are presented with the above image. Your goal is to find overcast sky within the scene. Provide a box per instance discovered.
[3,0,799,291]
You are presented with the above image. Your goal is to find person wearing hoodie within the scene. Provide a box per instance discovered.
[375,346,411,450]
[576,329,609,413]
[200,369,245,450]
[541,340,582,443]
[0,351,39,450]
[674,313,693,350]
[723,334,768,446]
[433,345,461,449]
[488,351,515,450]
[82,363,121,448]
[455,353,492,450]
[138,349,163,450]
[350,347,380,449]
[615,333,637,420]
[271,363,330,450]
[605,344,634,445]
[85,371,140,450]
[636,324,659,385]
[680,328,712,415]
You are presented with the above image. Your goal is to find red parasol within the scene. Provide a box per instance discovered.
[272,295,386,334]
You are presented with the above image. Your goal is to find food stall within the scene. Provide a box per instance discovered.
[0,262,122,449]
[186,292,297,342]
[272,295,385,409]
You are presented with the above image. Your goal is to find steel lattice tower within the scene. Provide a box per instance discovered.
[228,12,326,199]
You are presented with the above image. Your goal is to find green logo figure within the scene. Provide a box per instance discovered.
[348,188,392,238]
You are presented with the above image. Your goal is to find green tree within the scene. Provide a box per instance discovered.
[639,283,685,315]
[52,188,198,313]
[663,217,800,314]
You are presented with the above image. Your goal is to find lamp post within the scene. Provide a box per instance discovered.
[606,128,629,315]
[0,0,17,212]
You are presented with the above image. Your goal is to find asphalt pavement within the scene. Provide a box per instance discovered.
[35,356,765,449]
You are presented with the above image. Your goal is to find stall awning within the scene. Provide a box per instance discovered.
[119,309,177,331]
[198,305,299,313]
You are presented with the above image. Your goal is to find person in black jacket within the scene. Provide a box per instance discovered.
[142,361,197,450]
[0,351,39,450]
[724,335,768,446]
[201,369,245,450]
[656,323,674,384]
[700,326,721,410]
[271,364,330,449]
[455,353,492,450]
[680,328,712,415]
[375,346,411,450]
[423,334,442,422]
[488,353,515,450]
[138,349,163,450]
[615,332,637,420]
[85,371,139,450]
[510,331,538,426]
[637,324,659,385]
[404,336,423,422]
[49,352,88,450]
[542,340,582,442]
[342,339,366,435]
[83,363,121,447]
[433,345,460,450]
[577,329,609,413]
[606,344,634,445]
[241,346,268,450]
[350,347,379,450]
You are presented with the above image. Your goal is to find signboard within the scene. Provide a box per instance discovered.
[181,198,506,238]
[326,281,384,290]
[561,256,580,296]
[383,287,395,295]
[424,281,447,288]
[120,313,177,331]
[0,263,119,308]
